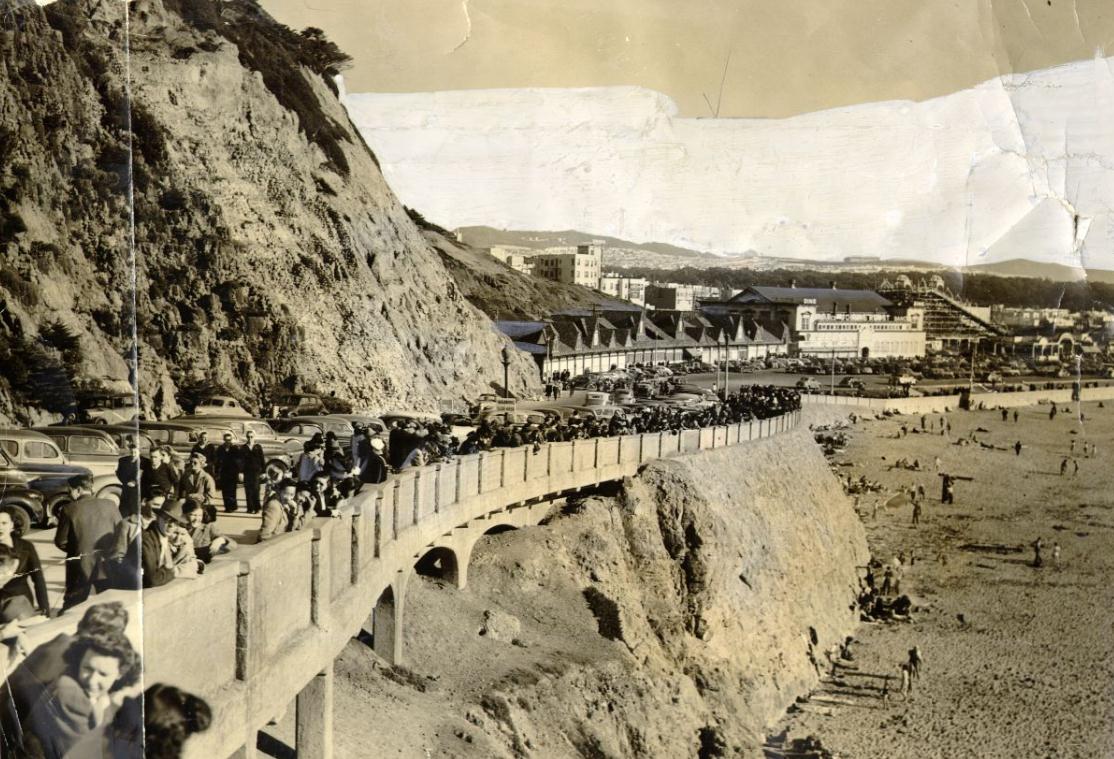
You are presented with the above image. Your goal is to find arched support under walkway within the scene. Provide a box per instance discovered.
[369,572,409,666]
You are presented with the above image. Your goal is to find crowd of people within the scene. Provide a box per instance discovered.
[0,601,210,757]
[0,380,802,754]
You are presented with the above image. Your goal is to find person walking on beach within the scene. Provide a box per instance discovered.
[1001,408,1008,422]
[912,500,922,526]
[941,474,955,504]
[1060,458,1069,476]
[1073,459,1079,476]
[1050,405,1057,421]
[921,415,927,430]
[1052,542,1061,569]
[1014,440,1022,456]
[1013,410,1019,423]
[908,647,922,680]
[934,456,941,472]
[1032,537,1044,568]
[900,662,913,696]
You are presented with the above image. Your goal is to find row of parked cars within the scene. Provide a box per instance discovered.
[0,409,414,534]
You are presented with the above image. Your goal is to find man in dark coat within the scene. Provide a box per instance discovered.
[359,437,389,484]
[239,429,266,514]
[145,446,178,499]
[213,432,241,513]
[53,474,121,611]
[114,436,141,517]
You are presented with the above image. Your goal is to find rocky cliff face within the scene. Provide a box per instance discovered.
[328,431,869,757]
[0,0,538,422]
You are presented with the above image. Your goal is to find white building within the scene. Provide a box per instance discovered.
[488,245,536,276]
[599,275,648,305]
[531,243,603,289]
[701,284,926,358]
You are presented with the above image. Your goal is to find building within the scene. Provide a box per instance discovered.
[497,307,788,378]
[531,243,603,289]
[642,283,724,312]
[991,306,1074,330]
[877,275,1003,351]
[599,275,649,305]
[700,282,926,358]
[644,284,696,311]
[488,245,536,276]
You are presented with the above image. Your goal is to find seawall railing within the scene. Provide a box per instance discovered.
[801,385,1114,415]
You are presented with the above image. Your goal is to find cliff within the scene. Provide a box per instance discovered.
[327,431,869,757]
[0,0,539,422]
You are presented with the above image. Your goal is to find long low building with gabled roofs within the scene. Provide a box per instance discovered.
[497,308,789,379]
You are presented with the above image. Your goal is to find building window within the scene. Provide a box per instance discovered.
[801,313,810,331]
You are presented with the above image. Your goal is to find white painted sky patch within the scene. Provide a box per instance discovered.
[345,55,1114,270]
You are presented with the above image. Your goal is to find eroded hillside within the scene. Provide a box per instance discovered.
[306,431,869,758]
[0,0,538,422]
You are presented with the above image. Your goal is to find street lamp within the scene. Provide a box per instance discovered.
[501,344,512,399]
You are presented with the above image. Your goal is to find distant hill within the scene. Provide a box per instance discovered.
[963,259,1114,284]
[459,228,1114,285]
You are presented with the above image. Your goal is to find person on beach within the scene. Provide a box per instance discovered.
[1014,440,1022,456]
[912,500,922,526]
[1060,458,1068,476]
[1013,410,1019,422]
[1001,408,1008,422]
[908,647,922,679]
[1032,537,1044,568]
[1052,542,1061,570]
[900,662,913,696]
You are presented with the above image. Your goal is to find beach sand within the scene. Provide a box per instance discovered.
[771,400,1114,759]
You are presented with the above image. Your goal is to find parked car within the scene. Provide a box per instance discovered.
[33,426,121,478]
[269,416,355,447]
[271,392,326,417]
[79,392,137,425]
[838,377,865,390]
[795,377,821,391]
[327,414,387,434]
[191,395,252,417]
[171,416,298,471]
[0,464,46,533]
[0,430,115,525]
[136,422,206,459]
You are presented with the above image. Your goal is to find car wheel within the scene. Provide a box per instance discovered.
[266,459,289,474]
[48,494,73,525]
[97,484,122,506]
[0,505,33,537]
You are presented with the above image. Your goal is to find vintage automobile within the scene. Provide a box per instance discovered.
[192,395,252,418]
[171,416,298,471]
[269,416,355,448]
[795,377,822,392]
[0,462,46,533]
[33,425,121,479]
[0,430,117,525]
[79,392,138,425]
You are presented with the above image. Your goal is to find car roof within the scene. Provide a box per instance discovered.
[33,426,117,440]
[0,429,58,443]
[138,421,206,432]
[287,416,353,426]
[163,418,237,429]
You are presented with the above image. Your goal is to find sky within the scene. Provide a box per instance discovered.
[260,1,1114,269]
[261,0,1114,118]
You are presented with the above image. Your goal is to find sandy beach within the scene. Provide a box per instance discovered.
[772,400,1114,759]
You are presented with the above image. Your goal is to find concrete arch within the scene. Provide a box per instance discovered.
[369,572,409,666]
[414,546,461,587]
[483,524,518,536]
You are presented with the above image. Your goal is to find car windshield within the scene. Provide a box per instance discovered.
[245,421,276,438]
[0,448,15,468]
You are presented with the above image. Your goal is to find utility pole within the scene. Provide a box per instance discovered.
[830,349,837,397]
[723,329,731,400]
